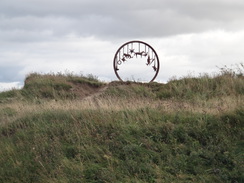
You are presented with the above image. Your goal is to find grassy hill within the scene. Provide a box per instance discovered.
[0,66,243,183]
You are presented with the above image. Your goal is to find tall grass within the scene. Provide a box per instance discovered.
[153,63,244,100]
[0,64,243,182]
[0,107,243,182]
[22,72,105,100]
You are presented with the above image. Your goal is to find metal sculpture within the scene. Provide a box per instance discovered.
[113,40,160,82]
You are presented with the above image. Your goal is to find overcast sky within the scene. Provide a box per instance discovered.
[1,0,244,91]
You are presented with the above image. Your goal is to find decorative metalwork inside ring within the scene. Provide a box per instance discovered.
[113,40,160,82]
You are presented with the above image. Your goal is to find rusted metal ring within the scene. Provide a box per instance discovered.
[113,40,160,82]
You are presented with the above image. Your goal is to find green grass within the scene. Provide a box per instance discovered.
[104,64,244,101]
[21,72,104,100]
[0,64,243,182]
[0,108,243,182]
[0,72,105,103]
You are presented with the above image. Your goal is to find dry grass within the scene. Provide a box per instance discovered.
[1,93,243,127]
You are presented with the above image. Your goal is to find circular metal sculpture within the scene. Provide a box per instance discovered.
[113,40,160,82]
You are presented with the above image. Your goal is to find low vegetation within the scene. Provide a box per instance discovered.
[0,64,243,182]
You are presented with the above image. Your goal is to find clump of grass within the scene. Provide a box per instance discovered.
[0,107,17,117]
[218,63,244,78]
[0,89,21,103]
[23,73,74,99]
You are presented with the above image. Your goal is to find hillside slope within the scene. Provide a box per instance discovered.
[0,70,243,183]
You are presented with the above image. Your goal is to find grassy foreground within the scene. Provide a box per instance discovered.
[0,67,243,182]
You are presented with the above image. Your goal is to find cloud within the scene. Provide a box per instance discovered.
[0,35,118,83]
[0,0,244,91]
[1,0,244,38]
[154,30,244,80]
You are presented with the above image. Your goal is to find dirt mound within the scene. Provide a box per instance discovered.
[70,82,108,100]
[22,73,107,100]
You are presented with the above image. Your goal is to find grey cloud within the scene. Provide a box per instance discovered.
[171,0,244,21]
[0,15,77,42]
[1,0,244,39]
